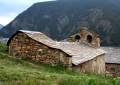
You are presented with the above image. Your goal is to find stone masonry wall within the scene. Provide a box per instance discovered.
[68,28,100,48]
[106,63,120,77]
[9,32,71,66]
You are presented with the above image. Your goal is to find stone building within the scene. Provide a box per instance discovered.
[7,29,106,74]
[102,47,120,77]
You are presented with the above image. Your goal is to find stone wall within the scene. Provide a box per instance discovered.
[72,55,105,74]
[68,28,101,48]
[9,32,72,66]
[106,63,120,77]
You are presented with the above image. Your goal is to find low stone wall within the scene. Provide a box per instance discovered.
[106,63,120,77]
[9,32,72,66]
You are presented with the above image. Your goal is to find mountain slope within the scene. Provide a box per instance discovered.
[0,24,3,29]
[0,0,120,46]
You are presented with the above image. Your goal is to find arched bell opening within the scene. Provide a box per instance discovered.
[75,35,81,42]
[87,35,92,43]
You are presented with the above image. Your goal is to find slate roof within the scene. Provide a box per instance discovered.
[102,47,120,64]
[20,30,53,41]
[57,42,105,65]
[8,30,106,65]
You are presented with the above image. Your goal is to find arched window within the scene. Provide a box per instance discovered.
[87,35,92,43]
[75,35,81,42]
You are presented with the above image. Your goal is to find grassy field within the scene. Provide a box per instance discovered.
[0,42,120,85]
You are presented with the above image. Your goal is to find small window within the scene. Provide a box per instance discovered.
[87,35,92,43]
[75,35,81,42]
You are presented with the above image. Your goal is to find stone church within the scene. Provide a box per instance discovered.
[7,27,106,74]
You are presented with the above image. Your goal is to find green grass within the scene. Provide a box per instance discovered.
[0,42,7,53]
[0,42,120,85]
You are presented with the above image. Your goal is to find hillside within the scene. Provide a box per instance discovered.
[0,0,120,46]
[0,24,3,29]
[0,43,120,85]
